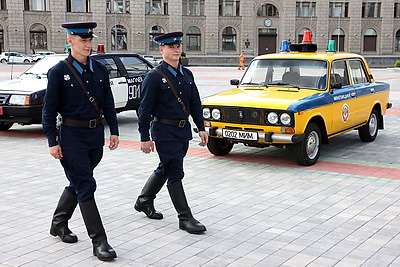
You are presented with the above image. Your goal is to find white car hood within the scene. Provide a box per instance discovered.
[0,76,48,94]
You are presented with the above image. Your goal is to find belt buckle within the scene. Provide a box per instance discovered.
[178,120,186,128]
[89,119,97,128]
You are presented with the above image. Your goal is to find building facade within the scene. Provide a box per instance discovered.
[0,0,400,57]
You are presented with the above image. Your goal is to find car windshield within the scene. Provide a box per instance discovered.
[241,59,328,90]
[22,54,67,77]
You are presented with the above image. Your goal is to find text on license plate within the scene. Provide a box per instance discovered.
[222,129,258,141]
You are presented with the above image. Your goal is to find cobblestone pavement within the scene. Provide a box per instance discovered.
[1,65,400,266]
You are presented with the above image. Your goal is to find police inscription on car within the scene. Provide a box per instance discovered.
[127,76,143,100]
[222,129,258,141]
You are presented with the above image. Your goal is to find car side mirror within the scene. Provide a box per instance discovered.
[331,82,342,89]
[230,79,240,86]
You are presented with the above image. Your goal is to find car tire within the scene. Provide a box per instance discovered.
[0,122,13,131]
[23,59,30,63]
[207,137,233,156]
[293,122,321,166]
[0,59,7,63]
[358,109,379,142]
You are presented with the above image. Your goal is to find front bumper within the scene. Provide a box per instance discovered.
[205,126,305,144]
[0,105,43,124]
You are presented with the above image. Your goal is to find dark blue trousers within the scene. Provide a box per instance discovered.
[60,147,103,203]
[154,141,189,185]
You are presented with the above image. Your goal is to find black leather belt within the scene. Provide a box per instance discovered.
[154,117,189,128]
[62,117,102,128]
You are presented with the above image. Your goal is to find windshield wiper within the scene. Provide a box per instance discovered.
[241,82,268,88]
[267,82,300,89]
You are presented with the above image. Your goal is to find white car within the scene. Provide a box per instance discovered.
[0,53,154,130]
[142,55,162,66]
[0,52,33,64]
[31,51,56,62]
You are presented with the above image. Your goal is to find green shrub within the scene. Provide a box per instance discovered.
[395,60,400,68]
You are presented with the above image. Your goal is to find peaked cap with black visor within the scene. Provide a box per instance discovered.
[61,21,97,38]
[154,32,183,46]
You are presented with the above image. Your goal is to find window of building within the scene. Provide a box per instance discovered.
[30,23,47,50]
[394,3,400,18]
[186,26,201,51]
[0,0,6,10]
[222,26,236,51]
[396,30,400,51]
[296,2,316,17]
[149,25,165,50]
[0,25,4,53]
[66,0,91,12]
[145,0,168,15]
[298,27,311,42]
[182,0,205,16]
[331,28,345,51]
[24,0,50,11]
[219,0,240,16]
[362,2,381,18]
[111,25,127,50]
[329,2,349,17]
[363,28,377,51]
[257,4,279,17]
[106,0,130,13]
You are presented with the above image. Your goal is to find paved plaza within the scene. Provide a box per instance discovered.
[1,65,400,266]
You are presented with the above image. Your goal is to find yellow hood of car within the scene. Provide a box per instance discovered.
[203,87,319,110]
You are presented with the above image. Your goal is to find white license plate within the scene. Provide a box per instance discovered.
[222,129,258,141]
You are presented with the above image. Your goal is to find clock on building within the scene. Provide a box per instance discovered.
[264,19,272,27]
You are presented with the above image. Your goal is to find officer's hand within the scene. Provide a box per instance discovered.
[198,131,208,147]
[109,135,119,150]
[49,145,63,159]
[141,141,154,154]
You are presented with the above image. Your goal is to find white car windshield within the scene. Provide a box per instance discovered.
[22,54,68,77]
[241,59,328,90]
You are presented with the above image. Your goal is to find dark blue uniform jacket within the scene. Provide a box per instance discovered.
[138,61,205,142]
[42,55,119,150]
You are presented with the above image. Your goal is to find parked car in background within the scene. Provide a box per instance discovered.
[0,52,33,64]
[31,51,56,62]
[0,53,154,130]
[142,55,162,66]
[201,32,392,166]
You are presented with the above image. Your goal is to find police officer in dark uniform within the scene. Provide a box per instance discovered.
[135,32,208,234]
[42,21,119,261]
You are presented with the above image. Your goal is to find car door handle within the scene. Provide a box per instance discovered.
[118,81,127,84]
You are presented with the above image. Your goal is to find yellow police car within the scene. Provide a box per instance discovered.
[202,32,392,166]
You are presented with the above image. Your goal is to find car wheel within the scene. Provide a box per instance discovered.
[207,137,233,156]
[358,109,379,142]
[0,122,13,131]
[293,123,321,166]
[0,59,7,63]
[23,59,30,63]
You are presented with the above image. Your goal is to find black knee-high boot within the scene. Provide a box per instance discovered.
[79,199,117,261]
[50,188,78,243]
[167,180,206,234]
[134,172,166,219]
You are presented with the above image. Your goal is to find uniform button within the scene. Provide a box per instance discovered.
[178,82,181,84]
[86,81,89,83]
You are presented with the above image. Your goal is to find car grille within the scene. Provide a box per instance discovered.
[220,107,265,125]
[0,94,9,105]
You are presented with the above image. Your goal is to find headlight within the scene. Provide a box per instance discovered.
[203,108,211,119]
[211,108,220,120]
[9,95,29,105]
[280,113,291,125]
[267,112,279,124]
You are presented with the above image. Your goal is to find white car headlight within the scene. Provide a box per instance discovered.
[9,95,28,105]
[280,113,291,126]
[267,112,279,124]
[211,108,221,120]
[203,108,211,119]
